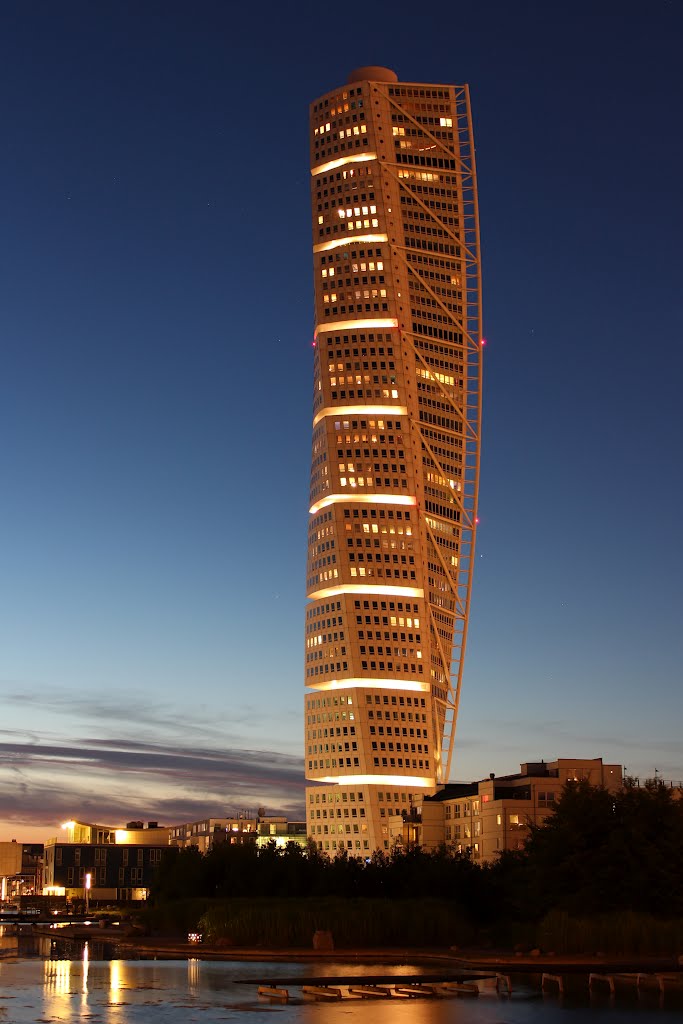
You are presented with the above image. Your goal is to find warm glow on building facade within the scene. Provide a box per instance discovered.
[305,67,483,854]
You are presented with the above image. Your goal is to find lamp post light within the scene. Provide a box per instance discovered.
[84,873,91,915]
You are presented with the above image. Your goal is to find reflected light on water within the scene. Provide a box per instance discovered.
[81,941,89,1006]
[44,958,71,995]
[43,958,71,1019]
[0,958,659,1023]
[110,958,123,1003]
[188,957,200,995]
[352,998,450,1024]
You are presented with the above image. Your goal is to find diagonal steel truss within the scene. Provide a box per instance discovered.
[376,83,483,783]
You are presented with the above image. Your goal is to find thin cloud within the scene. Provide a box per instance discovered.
[0,737,303,783]
[2,688,301,754]
[0,733,306,835]
[4,690,245,740]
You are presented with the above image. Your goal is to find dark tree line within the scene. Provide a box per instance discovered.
[152,841,494,917]
[502,778,683,919]
[151,781,683,922]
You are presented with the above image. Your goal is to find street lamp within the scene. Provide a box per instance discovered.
[84,873,91,915]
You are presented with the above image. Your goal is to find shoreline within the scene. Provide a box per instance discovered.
[110,937,682,973]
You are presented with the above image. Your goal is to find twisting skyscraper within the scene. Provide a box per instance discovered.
[304,67,482,854]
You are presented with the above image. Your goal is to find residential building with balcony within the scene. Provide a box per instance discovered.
[392,757,623,860]
[43,819,170,901]
[169,813,307,852]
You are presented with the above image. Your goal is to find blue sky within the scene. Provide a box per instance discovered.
[1,0,682,840]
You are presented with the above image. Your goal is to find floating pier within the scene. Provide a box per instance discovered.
[246,971,496,1002]
[257,985,289,1002]
[302,984,342,1000]
[246,967,683,1005]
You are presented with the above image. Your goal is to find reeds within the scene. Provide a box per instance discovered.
[197,897,474,948]
[534,910,683,955]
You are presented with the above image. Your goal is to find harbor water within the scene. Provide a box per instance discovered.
[0,927,680,1023]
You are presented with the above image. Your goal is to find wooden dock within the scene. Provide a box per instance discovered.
[249,966,683,1004]
[249,971,499,1002]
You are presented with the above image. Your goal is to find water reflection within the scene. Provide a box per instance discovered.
[0,922,117,961]
[0,949,681,1023]
[188,956,200,996]
[43,957,72,1020]
[43,957,71,994]
[109,957,123,1003]
[81,941,89,1012]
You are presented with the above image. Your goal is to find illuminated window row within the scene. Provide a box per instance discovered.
[329,366,394,384]
[306,568,339,588]
[311,755,430,773]
[398,168,442,183]
[321,260,383,277]
[323,289,387,303]
[343,218,379,230]
[338,205,376,218]
[338,124,367,139]
[348,567,416,582]
[306,629,344,648]
[316,135,370,162]
[335,419,403,441]
[331,391,399,404]
[307,657,422,680]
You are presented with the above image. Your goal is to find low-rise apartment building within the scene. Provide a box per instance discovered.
[393,758,622,861]
[0,842,43,902]
[169,813,307,852]
[43,819,171,902]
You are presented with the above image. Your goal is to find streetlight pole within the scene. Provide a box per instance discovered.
[84,873,91,915]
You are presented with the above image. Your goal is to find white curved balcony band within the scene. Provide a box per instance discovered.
[307,583,424,601]
[307,677,430,693]
[313,234,388,253]
[317,774,436,788]
[311,153,378,176]
[312,405,408,429]
[309,493,416,515]
[315,318,398,336]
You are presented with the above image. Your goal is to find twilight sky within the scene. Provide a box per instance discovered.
[1,0,682,842]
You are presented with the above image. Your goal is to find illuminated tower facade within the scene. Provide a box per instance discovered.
[304,67,483,854]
